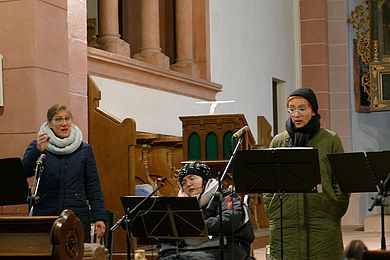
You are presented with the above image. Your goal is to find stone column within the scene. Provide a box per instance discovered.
[134,0,169,68]
[170,0,199,77]
[96,0,130,56]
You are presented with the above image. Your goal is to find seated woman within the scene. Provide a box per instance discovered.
[158,162,255,260]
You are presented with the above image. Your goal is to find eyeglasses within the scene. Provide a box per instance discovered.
[52,116,72,125]
[287,107,309,116]
[181,175,201,187]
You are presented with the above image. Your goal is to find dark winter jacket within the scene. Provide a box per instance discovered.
[159,191,255,260]
[263,128,350,260]
[22,140,107,242]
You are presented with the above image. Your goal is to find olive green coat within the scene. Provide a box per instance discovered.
[263,128,350,260]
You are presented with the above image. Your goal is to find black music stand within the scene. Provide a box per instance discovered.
[366,151,390,184]
[327,153,378,193]
[0,157,29,206]
[233,148,320,193]
[233,148,321,260]
[328,151,390,250]
[120,196,208,250]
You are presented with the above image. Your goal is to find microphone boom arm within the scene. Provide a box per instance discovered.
[206,135,244,260]
[220,136,244,184]
[110,179,167,232]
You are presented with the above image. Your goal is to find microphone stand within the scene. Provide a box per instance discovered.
[110,179,167,260]
[368,172,390,250]
[209,135,244,260]
[28,160,45,216]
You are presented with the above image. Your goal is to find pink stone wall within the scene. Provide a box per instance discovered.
[300,0,351,151]
[68,0,88,139]
[0,0,69,160]
[300,0,361,226]
[0,0,88,214]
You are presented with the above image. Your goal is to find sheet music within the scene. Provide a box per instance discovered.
[266,147,314,150]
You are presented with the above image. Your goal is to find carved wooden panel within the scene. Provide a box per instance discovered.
[179,114,255,161]
[0,209,83,260]
[88,77,137,254]
[135,134,183,197]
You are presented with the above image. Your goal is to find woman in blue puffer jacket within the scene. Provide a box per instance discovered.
[22,104,107,242]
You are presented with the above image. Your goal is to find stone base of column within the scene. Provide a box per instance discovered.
[88,39,101,49]
[133,50,170,69]
[171,60,200,77]
[96,35,130,57]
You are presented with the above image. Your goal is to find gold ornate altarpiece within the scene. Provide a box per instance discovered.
[350,0,390,111]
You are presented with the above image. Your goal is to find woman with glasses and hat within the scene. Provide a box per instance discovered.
[263,88,350,260]
[22,104,107,243]
[158,162,255,260]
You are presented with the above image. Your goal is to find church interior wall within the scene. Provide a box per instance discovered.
[94,0,299,142]
[1,0,390,228]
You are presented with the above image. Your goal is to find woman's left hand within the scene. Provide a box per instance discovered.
[94,221,106,239]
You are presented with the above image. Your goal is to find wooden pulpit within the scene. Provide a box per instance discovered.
[179,113,255,161]
[0,209,84,259]
[179,114,270,229]
[179,113,255,180]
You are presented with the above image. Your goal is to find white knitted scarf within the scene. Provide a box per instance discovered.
[38,122,83,155]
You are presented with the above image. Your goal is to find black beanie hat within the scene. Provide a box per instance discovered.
[178,162,210,185]
[288,87,319,114]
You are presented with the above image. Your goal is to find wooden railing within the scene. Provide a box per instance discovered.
[88,77,137,255]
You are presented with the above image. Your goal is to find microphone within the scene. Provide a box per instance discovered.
[233,126,249,139]
[156,177,167,182]
[36,154,46,166]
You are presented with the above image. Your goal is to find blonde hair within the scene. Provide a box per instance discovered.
[287,96,312,109]
[47,104,73,121]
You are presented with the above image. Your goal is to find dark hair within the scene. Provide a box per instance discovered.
[343,240,367,260]
[178,162,210,185]
[47,104,73,121]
